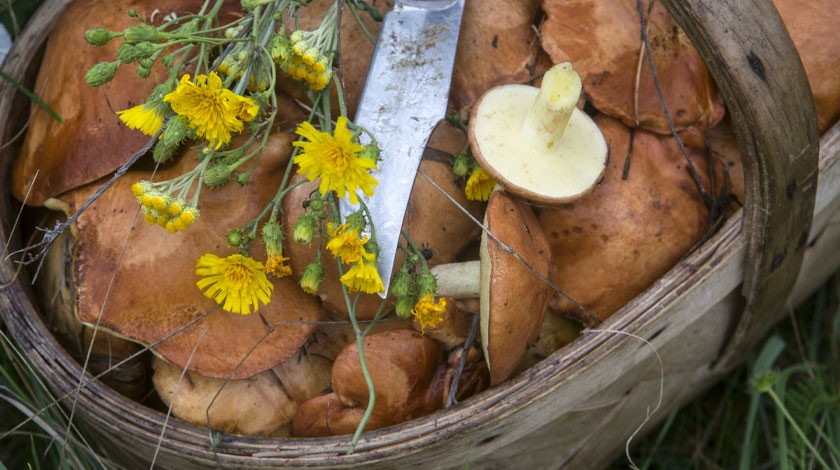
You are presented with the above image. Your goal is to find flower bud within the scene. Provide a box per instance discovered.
[136,63,152,78]
[84,61,120,87]
[85,28,118,46]
[162,118,189,146]
[391,269,412,298]
[306,196,327,219]
[152,141,177,163]
[124,25,160,44]
[203,165,233,187]
[292,214,316,244]
[262,221,285,256]
[344,211,366,231]
[161,53,175,67]
[299,261,324,294]
[236,172,251,186]
[453,153,472,178]
[417,270,437,298]
[117,42,155,63]
[227,229,245,247]
[395,295,416,318]
[241,0,273,10]
[359,142,380,162]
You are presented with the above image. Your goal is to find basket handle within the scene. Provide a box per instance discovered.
[660,0,820,366]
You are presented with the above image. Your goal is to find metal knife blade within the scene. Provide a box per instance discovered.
[339,0,466,297]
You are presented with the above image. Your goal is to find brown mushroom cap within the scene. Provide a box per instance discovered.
[540,116,714,323]
[65,133,323,379]
[292,328,488,437]
[11,0,238,205]
[540,0,725,134]
[282,159,482,319]
[480,190,553,385]
[774,0,840,132]
[153,348,332,437]
[450,0,550,111]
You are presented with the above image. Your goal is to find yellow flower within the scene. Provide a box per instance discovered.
[196,253,273,315]
[339,254,384,294]
[163,72,258,149]
[412,294,447,333]
[265,255,293,279]
[325,222,368,264]
[465,167,496,201]
[117,104,164,136]
[293,116,378,204]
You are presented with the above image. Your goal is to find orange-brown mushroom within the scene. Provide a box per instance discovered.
[540,0,725,134]
[291,328,488,437]
[450,0,550,111]
[11,0,239,205]
[540,116,715,323]
[774,0,840,132]
[153,347,332,437]
[480,190,553,385]
[59,133,323,379]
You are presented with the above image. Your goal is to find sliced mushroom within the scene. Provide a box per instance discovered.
[469,63,608,205]
[64,133,323,379]
[540,0,725,134]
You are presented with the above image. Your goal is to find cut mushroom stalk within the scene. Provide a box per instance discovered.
[469,62,608,205]
[523,62,582,151]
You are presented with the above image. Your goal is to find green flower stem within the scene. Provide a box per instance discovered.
[764,387,832,469]
[336,259,376,455]
[346,2,376,45]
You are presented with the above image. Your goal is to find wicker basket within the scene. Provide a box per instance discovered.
[2,0,838,468]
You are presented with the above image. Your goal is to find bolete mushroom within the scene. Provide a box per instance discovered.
[539,116,717,323]
[539,0,725,134]
[291,328,488,437]
[774,0,840,132]
[468,62,608,205]
[57,133,323,379]
[152,346,332,437]
[10,0,240,205]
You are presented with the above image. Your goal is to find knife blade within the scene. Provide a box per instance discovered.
[339,0,466,297]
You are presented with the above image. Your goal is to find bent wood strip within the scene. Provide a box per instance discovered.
[659,0,820,367]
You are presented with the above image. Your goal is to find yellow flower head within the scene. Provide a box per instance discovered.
[117,103,164,136]
[465,166,496,202]
[339,255,384,294]
[196,253,273,315]
[293,116,378,204]
[325,222,368,264]
[265,255,293,279]
[163,72,258,149]
[413,294,447,333]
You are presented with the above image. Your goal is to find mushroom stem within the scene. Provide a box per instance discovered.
[523,62,582,151]
[430,261,480,298]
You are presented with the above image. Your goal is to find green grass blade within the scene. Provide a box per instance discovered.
[0,70,62,123]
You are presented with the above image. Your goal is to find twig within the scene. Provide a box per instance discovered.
[446,312,480,408]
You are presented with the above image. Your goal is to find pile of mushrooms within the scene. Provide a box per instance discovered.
[11,0,840,440]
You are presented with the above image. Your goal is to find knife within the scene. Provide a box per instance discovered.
[340,0,466,297]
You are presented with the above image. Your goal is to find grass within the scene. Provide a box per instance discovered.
[617,277,840,469]
[1,0,838,467]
